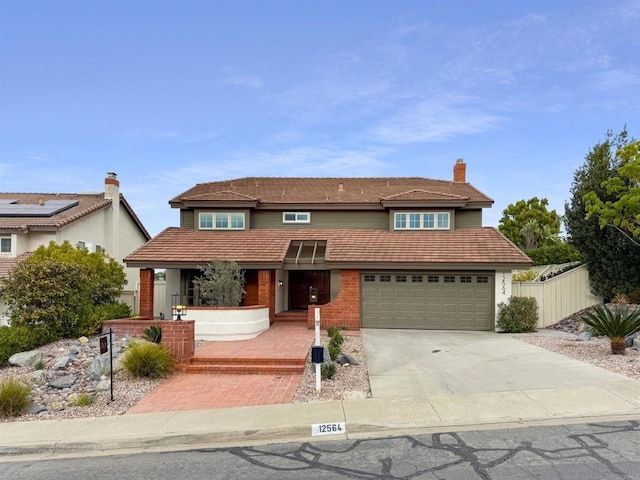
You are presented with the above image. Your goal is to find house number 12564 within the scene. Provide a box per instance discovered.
[311,422,346,436]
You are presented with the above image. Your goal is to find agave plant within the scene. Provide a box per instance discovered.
[581,305,640,354]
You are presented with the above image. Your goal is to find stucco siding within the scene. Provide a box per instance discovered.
[251,210,388,229]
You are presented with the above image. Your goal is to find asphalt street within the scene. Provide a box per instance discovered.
[2,420,639,480]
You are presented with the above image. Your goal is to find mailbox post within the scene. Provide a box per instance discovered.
[310,287,322,392]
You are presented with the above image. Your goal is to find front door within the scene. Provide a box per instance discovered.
[289,270,330,310]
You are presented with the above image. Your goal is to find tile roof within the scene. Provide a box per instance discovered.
[170,177,492,206]
[0,252,32,279]
[125,227,531,267]
[0,193,150,239]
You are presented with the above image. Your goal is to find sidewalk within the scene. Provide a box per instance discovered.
[3,379,640,460]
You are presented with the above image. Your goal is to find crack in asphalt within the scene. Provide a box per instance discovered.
[203,420,640,479]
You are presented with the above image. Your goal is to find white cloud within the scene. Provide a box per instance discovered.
[371,94,504,144]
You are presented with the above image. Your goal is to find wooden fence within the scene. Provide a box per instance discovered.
[511,264,602,328]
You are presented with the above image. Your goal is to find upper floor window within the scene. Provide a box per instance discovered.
[0,237,11,253]
[283,212,310,224]
[394,212,450,230]
[199,212,245,230]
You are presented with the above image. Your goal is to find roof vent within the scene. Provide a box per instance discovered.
[338,182,344,192]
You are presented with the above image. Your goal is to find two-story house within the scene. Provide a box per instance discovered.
[125,160,531,331]
[0,173,151,323]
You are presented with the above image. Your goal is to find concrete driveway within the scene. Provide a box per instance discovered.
[362,329,634,398]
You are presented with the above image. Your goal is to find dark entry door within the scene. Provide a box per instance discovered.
[289,270,330,310]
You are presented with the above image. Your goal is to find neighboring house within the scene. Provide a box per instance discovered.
[0,173,151,324]
[125,160,531,331]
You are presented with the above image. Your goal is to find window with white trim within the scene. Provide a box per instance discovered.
[0,237,11,253]
[199,212,245,230]
[394,212,450,230]
[283,212,310,224]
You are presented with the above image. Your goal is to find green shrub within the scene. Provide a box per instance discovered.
[33,359,46,370]
[330,332,345,347]
[525,242,581,266]
[512,270,538,282]
[71,392,95,407]
[80,302,133,335]
[321,363,336,380]
[328,342,341,360]
[143,325,162,344]
[497,296,539,333]
[0,378,31,418]
[0,325,56,366]
[327,326,342,338]
[581,304,640,354]
[122,341,175,379]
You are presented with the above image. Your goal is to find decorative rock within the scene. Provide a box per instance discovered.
[336,353,359,366]
[87,354,110,381]
[68,340,80,347]
[54,354,75,369]
[67,392,80,405]
[78,336,89,344]
[576,331,592,342]
[25,404,48,415]
[624,334,636,348]
[49,375,78,389]
[29,370,47,385]
[69,345,81,355]
[96,379,111,391]
[8,350,43,367]
[51,401,65,412]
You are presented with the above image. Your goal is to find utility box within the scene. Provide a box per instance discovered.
[311,346,324,364]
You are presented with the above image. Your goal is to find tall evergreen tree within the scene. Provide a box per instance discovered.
[564,128,640,300]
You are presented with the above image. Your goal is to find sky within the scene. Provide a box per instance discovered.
[1,0,638,237]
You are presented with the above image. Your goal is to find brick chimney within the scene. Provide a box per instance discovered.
[453,159,466,183]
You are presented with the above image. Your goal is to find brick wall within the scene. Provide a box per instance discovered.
[102,319,195,362]
[139,268,155,319]
[307,269,360,330]
[258,270,275,323]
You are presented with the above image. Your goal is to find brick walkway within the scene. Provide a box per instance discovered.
[127,322,314,414]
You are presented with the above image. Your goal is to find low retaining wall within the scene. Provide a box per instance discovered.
[187,305,270,341]
[102,319,195,362]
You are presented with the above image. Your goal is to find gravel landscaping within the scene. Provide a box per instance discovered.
[3,308,640,422]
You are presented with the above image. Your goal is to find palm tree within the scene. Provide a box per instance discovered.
[581,304,640,354]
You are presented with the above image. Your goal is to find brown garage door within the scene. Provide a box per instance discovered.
[361,272,494,330]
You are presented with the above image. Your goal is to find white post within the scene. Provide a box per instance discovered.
[315,307,321,393]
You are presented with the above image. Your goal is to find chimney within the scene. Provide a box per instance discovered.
[453,159,466,183]
[104,172,120,261]
[338,182,344,192]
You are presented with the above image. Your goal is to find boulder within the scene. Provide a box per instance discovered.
[29,370,47,385]
[624,334,636,349]
[49,375,77,389]
[25,404,47,415]
[96,379,111,391]
[54,354,75,369]
[78,336,89,344]
[87,354,110,381]
[9,350,43,367]
[336,353,359,366]
[576,331,592,342]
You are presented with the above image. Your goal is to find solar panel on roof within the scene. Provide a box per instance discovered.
[0,199,79,217]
